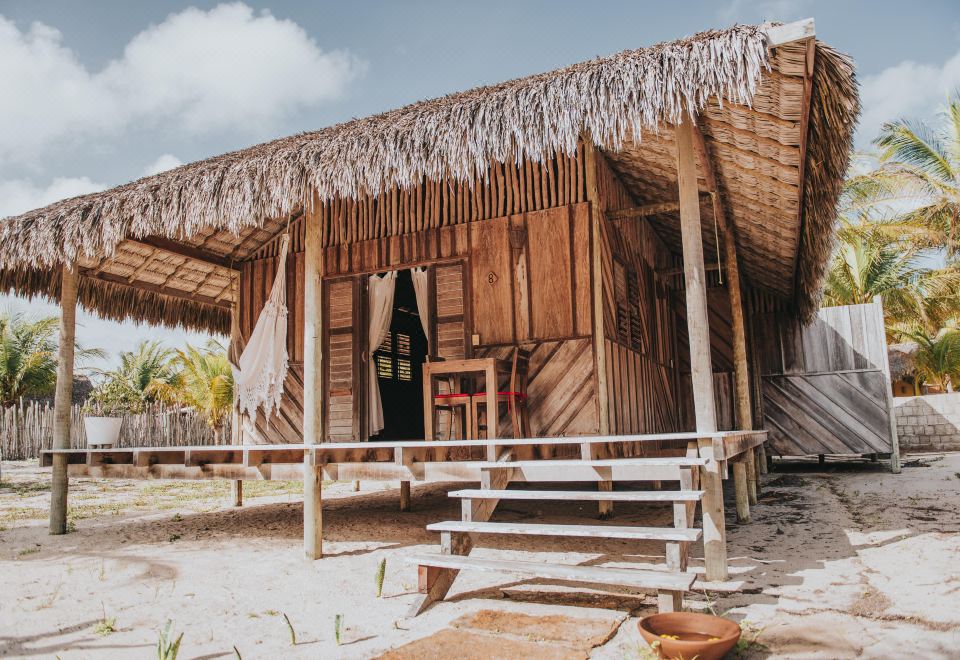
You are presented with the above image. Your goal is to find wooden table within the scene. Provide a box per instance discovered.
[422,358,512,440]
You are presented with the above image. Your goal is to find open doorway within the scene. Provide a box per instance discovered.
[370,270,428,440]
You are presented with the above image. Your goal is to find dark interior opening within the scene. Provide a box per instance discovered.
[370,269,427,440]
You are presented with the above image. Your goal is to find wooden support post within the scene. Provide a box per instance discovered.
[677,115,727,581]
[584,141,614,520]
[597,480,614,520]
[303,196,325,560]
[229,275,242,444]
[757,443,769,475]
[49,263,78,535]
[228,277,242,510]
[691,123,753,436]
[399,481,411,511]
[732,460,751,523]
[752,447,763,496]
[745,448,758,505]
[874,296,902,474]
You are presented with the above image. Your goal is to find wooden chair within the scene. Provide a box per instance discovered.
[471,348,531,439]
[429,357,474,440]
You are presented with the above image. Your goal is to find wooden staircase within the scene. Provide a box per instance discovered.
[408,453,705,615]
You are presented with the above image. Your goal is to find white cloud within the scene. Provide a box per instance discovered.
[0,3,363,165]
[142,154,183,177]
[0,176,105,218]
[858,50,960,148]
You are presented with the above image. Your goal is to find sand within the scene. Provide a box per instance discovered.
[1,452,958,658]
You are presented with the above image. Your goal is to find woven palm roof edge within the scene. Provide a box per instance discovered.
[0,21,858,331]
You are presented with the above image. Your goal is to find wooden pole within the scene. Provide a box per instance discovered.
[231,479,243,507]
[745,447,758,504]
[49,263,78,535]
[229,275,243,503]
[303,197,325,559]
[584,142,614,519]
[732,460,751,523]
[874,295,902,474]
[690,123,753,432]
[676,115,727,581]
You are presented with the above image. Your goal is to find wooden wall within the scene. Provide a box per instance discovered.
[594,152,686,435]
[236,145,728,444]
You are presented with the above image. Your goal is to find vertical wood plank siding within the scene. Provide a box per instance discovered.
[593,151,685,437]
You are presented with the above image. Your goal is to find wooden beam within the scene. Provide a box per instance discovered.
[677,115,727,582]
[80,268,232,310]
[303,195,325,559]
[763,18,815,47]
[49,263,78,535]
[656,263,721,278]
[128,236,237,271]
[606,193,711,222]
[691,122,753,432]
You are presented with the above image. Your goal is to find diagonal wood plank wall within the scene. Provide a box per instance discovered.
[755,301,895,456]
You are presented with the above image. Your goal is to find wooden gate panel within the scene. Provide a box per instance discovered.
[758,301,895,456]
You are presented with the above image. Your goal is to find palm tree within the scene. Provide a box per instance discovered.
[0,311,104,406]
[148,340,234,440]
[93,340,177,404]
[822,220,960,338]
[905,328,960,392]
[871,96,960,255]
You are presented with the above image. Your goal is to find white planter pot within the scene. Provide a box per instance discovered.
[84,416,123,447]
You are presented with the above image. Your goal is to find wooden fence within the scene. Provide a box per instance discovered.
[0,400,228,460]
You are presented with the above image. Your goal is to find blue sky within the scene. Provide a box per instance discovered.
[1,0,958,367]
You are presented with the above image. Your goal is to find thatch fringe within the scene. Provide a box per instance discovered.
[795,42,859,322]
[0,268,229,334]
[0,25,770,272]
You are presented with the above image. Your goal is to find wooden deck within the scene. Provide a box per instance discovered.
[39,430,766,482]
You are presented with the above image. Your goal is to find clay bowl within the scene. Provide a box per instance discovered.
[638,612,741,660]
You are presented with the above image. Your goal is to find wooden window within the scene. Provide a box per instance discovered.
[375,330,414,383]
[614,259,646,354]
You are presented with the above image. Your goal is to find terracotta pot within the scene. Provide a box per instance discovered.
[638,612,741,660]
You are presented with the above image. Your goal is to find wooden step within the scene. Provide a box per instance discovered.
[449,489,704,502]
[407,554,697,592]
[472,458,706,469]
[461,457,706,483]
[427,520,702,542]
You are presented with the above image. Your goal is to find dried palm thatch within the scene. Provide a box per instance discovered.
[0,22,858,331]
[888,342,918,382]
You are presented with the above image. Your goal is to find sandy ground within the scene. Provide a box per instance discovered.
[1,452,958,659]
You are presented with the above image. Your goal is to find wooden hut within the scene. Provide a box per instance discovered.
[6,19,865,608]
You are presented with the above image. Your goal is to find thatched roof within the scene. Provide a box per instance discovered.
[0,20,857,333]
[888,342,918,381]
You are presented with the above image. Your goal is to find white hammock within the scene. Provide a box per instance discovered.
[233,234,290,420]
